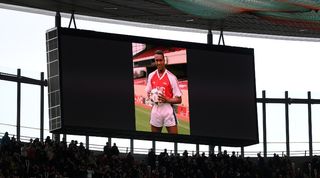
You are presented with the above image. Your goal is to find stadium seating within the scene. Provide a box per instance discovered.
[1,132,319,178]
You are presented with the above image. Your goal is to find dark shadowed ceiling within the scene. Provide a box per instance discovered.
[1,0,320,38]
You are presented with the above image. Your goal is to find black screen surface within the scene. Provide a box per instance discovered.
[50,28,258,146]
[59,33,135,131]
[188,49,258,140]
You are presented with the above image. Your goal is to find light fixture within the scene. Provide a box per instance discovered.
[103,7,118,10]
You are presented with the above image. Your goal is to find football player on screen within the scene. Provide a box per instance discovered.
[145,50,182,134]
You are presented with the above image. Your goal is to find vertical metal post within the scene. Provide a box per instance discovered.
[308,91,313,156]
[152,140,156,152]
[86,135,89,149]
[174,142,178,155]
[262,90,267,157]
[207,29,213,45]
[108,137,112,146]
[40,72,44,142]
[130,138,134,153]
[17,69,21,141]
[218,21,225,46]
[63,134,67,142]
[55,12,61,28]
[209,145,215,154]
[196,144,200,154]
[218,29,225,46]
[241,146,244,157]
[68,11,77,29]
[285,91,290,157]
[218,146,222,153]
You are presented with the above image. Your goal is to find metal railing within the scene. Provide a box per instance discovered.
[1,131,320,157]
[2,69,320,157]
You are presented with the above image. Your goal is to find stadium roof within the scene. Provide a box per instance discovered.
[0,0,320,39]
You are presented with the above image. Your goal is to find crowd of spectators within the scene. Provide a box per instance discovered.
[1,132,320,178]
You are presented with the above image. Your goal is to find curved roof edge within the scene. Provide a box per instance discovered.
[1,2,319,43]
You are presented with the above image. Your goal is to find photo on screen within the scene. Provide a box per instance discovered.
[133,43,190,135]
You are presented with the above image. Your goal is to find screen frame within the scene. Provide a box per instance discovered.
[50,27,258,146]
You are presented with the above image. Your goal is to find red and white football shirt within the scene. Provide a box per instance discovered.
[145,69,182,127]
[145,69,182,99]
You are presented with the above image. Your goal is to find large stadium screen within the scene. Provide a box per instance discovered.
[46,27,258,146]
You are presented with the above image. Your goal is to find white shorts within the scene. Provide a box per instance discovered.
[150,103,178,127]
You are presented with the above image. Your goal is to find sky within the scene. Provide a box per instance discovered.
[1,6,320,156]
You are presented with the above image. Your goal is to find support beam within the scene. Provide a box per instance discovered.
[130,138,134,153]
[209,145,215,154]
[196,144,199,154]
[108,137,111,145]
[152,140,156,152]
[285,91,290,157]
[256,98,320,104]
[17,69,21,141]
[86,135,89,149]
[207,29,212,45]
[0,72,47,86]
[40,72,44,142]
[262,90,267,157]
[308,91,313,156]
[68,11,77,29]
[174,142,178,155]
[63,134,67,143]
[241,146,244,157]
[55,11,61,28]
[218,28,225,45]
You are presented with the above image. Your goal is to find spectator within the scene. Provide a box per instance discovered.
[103,142,111,157]
[126,151,134,166]
[111,143,120,156]
[183,150,188,158]
[1,131,320,178]
[148,148,156,169]
[45,136,51,144]
[1,132,10,153]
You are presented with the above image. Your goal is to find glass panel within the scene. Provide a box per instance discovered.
[199,144,209,156]
[177,143,196,156]
[220,146,241,157]
[112,138,130,153]
[66,134,86,148]
[156,141,174,155]
[89,136,108,151]
[21,83,40,138]
[0,80,16,135]
[134,139,152,154]
[312,105,320,153]
[267,104,286,156]
[289,104,308,156]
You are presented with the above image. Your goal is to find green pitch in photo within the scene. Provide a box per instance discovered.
[135,105,190,135]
